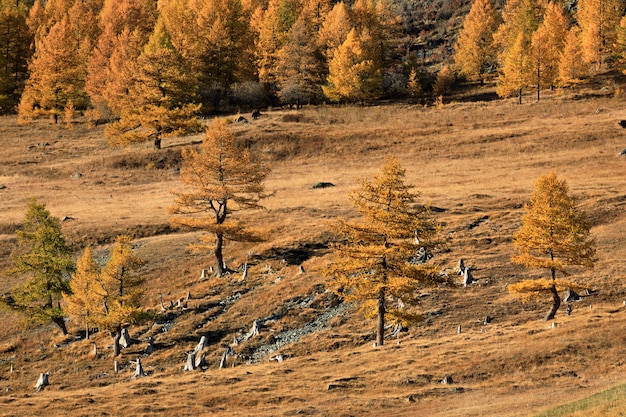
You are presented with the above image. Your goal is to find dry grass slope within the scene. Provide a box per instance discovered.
[1,88,625,416]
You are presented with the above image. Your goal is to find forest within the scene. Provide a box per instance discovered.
[1,0,624,132]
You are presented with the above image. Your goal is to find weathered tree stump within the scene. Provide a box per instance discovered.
[200,269,209,280]
[241,264,248,281]
[159,294,167,312]
[457,259,465,275]
[183,352,196,371]
[299,265,305,274]
[194,353,207,369]
[462,268,472,286]
[194,336,208,354]
[120,328,133,349]
[114,359,120,373]
[134,358,145,378]
[35,372,49,392]
[144,337,155,355]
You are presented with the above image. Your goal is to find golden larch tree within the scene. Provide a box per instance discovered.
[577,0,623,71]
[557,26,586,86]
[453,0,500,83]
[98,235,146,357]
[170,119,271,277]
[276,16,324,107]
[509,172,596,321]
[318,1,352,61]
[326,157,444,346]
[63,246,103,339]
[529,2,569,99]
[323,28,382,103]
[105,17,203,149]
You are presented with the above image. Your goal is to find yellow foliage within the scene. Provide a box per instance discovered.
[326,157,445,343]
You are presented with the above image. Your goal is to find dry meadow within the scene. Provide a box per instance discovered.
[0,87,625,416]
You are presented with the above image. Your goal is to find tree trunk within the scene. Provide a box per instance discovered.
[376,287,385,346]
[52,317,68,335]
[154,137,161,150]
[518,88,522,105]
[544,283,561,321]
[215,232,225,277]
[113,328,121,357]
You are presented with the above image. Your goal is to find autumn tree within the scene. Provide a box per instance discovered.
[170,119,271,277]
[323,28,382,103]
[318,1,352,61]
[98,235,146,357]
[276,16,324,107]
[63,246,102,339]
[105,18,203,149]
[326,157,444,346]
[557,27,586,86]
[509,172,596,321]
[577,0,623,71]
[0,199,74,335]
[494,0,542,102]
[0,3,33,113]
[529,2,569,99]
[86,0,157,119]
[453,0,500,84]
[254,0,300,89]
[18,14,90,121]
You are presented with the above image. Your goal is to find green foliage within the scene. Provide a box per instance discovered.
[326,157,445,345]
[1,198,74,334]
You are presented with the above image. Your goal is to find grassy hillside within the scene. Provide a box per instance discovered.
[0,85,625,416]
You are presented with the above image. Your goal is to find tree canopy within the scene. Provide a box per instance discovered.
[1,199,74,334]
[170,118,271,277]
[509,171,596,321]
[326,157,445,346]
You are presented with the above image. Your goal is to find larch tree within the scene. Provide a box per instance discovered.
[0,199,74,335]
[254,0,299,88]
[323,28,383,104]
[326,157,444,346]
[86,0,157,119]
[63,246,102,339]
[557,26,586,86]
[170,118,271,278]
[0,3,33,114]
[453,0,500,84]
[98,235,146,357]
[529,2,569,100]
[577,0,623,71]
[495,0,542,103]
[276,16,324,107]
[18,14,90,122]
[318,1,352,62]
[105,17,203,149]
[509,172,596,321]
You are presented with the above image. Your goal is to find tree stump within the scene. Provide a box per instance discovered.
[120,328,133,349]
[194,353,207,369]
[441,375,453,384]
[563,288,581,303]
[241,264,248,281]
[144,337,155,355]
[35,372,49,392]
[194,336,208,354]
[114,360,120,373]
[463,268,474,287]
[200,269,209,280]
[183,352,196,371]
[457,259,465,275]
[134,358,145,378]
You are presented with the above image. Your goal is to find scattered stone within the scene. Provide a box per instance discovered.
[61,216,74,222]
[441,375,453,384]
[551,322,558,328]
[484,315,492,325]
[270,354,285,363]
[235,115,248,123]
[618,120,626,128]
[72,172,83,180]
[119,328,133,349]
[311,182,335,189]
[144,337,155,355]
[252,109,262,119]
[617,148,626,156]
[299,265,305,274]
[0,185,6,190]
[200,269,209,280]
[457,259,465,275]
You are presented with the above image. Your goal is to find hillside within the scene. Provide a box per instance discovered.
[1,87,626,416]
